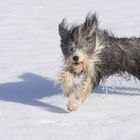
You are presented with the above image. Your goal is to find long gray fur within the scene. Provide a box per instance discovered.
[59,13,140,83]
[58,13,140,111]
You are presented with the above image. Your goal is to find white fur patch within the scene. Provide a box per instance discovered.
[93,35,105,64]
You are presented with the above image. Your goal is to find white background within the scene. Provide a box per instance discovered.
[0,0,140,140]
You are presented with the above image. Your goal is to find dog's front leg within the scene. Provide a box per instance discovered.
[67,76,92,111]
[59,70,74,97]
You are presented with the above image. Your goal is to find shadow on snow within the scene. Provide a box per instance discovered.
[94,85,140,96]
[0,72,139,113]
[0,73,68,114]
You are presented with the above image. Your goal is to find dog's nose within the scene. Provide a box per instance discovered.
[73,56,79,61]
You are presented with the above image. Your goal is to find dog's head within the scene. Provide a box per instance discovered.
[58,13,98,75]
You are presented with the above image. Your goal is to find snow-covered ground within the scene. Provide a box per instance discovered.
[0,0,140,139]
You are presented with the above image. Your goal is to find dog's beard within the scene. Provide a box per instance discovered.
[70,62,84,75]
[64,57,85,75]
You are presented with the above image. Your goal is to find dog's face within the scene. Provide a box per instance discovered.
[59,13,98,75]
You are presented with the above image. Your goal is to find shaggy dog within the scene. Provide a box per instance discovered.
[58,13,140,111]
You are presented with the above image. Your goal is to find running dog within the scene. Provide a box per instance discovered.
[58,13,140,111]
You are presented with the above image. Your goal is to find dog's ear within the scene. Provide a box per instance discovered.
[82,13,98,36]
[59,18,69,39]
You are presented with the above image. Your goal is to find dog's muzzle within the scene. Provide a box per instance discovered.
[73,56,80,66]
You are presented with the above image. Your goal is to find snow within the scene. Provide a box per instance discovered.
[0,0,140,140]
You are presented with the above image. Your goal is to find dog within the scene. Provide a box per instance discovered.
[58,13,140,111]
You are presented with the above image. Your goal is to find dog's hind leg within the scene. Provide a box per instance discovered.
[59,70,74,97]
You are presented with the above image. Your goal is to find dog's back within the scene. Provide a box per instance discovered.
[97,35,140,80]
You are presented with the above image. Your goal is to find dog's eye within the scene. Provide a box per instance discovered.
[70,47,74,52]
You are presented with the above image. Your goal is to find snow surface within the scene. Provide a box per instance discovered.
[0,0,140,140]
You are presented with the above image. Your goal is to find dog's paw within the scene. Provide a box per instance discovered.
[67,100,81,111]
[63,91,71,97]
